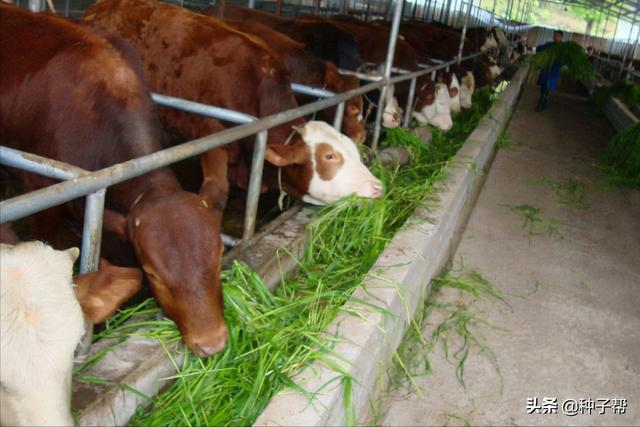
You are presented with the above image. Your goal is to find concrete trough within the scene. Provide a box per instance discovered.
[583,74,639,132]
[255,63,530,426]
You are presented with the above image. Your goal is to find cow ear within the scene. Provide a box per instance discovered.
[73,262,143,323]
[265,143,308,167]
[291,124,306,137]
[103,209,129,241]
[66,247,80,264]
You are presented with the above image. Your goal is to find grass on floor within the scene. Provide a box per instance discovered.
[501,203,565,243]
[530,177,590,210]
[389,267,508,396]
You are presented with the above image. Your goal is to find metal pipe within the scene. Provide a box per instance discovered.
[457,0,473,64]
[74,188,106,359]
[371,0,404,150]
[0,51,486,224]
[152,93,255,124]
[403,77,417,127]
[248,0,255,8]
[620,6,639,78]
[79,190,106,274]
[608,6,624,63]
[290,83,336,98]
[333,101,345,130]
[242,130,268,240]
[628,12,640,77]
[490,0,497,27]
[0,145,86,180]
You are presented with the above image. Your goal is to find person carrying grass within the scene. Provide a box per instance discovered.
[535,30,564,112]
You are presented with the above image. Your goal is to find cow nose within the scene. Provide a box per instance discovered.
[189,327,228,357]
[370,180,384,198]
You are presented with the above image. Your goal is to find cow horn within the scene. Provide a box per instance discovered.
[291,124,306,137]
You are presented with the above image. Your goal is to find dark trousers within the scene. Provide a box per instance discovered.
[536,85,549,111]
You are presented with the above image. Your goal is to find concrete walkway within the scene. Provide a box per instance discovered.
[379,81,640,426]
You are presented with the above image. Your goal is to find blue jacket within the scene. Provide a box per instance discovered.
[536,42,562,91]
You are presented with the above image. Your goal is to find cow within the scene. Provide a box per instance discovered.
[83,0,382,203]
[1,4,228,357]
[204,4,363,71]
[219,19,366,143]
[203,5,406,129]
[412,79,453,130]
[0,241,141,426]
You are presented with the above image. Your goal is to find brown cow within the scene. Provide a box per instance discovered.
[0,4,226,357]
[83,0,382,204]
[221,19,366,143]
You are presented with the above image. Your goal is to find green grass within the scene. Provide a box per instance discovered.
[76,87,496,427]
[597,124,640,189]
[529,41,594,83]
[390,267,507,394]
[501,204,565,243]
[531,177,590,210]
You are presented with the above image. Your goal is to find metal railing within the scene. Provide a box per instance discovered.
[1,0,525,355]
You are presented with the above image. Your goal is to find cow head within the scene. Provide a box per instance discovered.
[459,71,475,109]
[1,242,83,427]
[108,190,227,358]
[412,80,453,131]
[481,31,499,51]
[382,85,403,128]
[1,242,144,426]
[264,121,383,205]
[438,71,461,113]
[324,64,366,144]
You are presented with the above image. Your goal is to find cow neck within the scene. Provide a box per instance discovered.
[112,169,182,214]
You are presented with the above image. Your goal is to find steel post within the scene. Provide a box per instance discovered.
[628,12,640,77]
[372,0,404,150]
[457,0,473,64]
[333,101,345,131]
[620,6,639,78]
[403,77,417,127]
[243,130,268,240]
[28,0,45,12]
[248,0,255,8]
[608,6,623,63]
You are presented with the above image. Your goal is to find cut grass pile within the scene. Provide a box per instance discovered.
[597,123,640,189]
[390,267,508,394]
[529,41,594,83]
[77,87,497,426]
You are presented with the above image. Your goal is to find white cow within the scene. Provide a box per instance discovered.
[1,242,83,426]
[1,241,142,426]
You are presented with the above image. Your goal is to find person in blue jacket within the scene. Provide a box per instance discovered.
[536,30,564,112]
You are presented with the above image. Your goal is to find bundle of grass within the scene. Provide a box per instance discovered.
[593,80,640,117]
[77,88,496,427]
[529,41,594,83]
[598,123,640,189]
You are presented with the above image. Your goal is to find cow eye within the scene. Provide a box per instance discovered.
[325,153,335,160]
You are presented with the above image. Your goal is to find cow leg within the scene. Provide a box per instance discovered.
[199,148,229,212]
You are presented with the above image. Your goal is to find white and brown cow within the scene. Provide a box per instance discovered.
[264,121,383,204]
[412,79,453,130]
[0,241,141,426]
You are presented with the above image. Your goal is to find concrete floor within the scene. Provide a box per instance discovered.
[379,81,640,426]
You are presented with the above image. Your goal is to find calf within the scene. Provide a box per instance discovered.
[84,0,382,204]
[1,4,227,357]
[0,241,141,426]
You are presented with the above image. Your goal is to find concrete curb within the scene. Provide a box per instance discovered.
[255,64,531,427]
[604,96,639,133]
